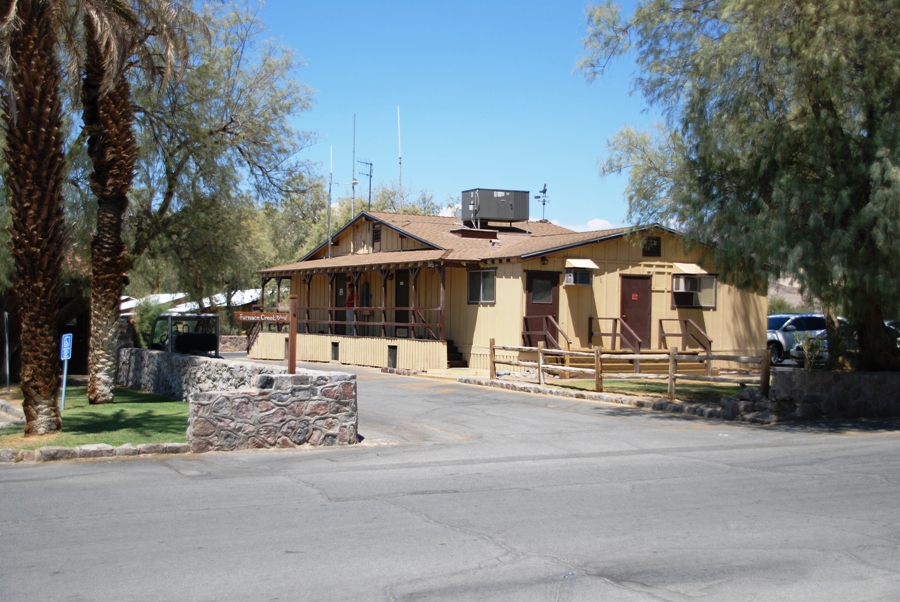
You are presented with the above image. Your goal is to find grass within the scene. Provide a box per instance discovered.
[556,379,744,405]
[0,386,188,451]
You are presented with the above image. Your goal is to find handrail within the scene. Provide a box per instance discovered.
[522,315,571,350]
[589,317,643,353]
[658,318,713,352]
[246,321,263,352]
[412,308,439,340]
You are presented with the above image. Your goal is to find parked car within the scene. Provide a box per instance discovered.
[767,313,829,364]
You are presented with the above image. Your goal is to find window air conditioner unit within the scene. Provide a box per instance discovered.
[564,271,574,285]
[674,276,700,293]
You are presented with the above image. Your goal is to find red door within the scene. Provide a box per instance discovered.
[620,276,651,350]
[525,271,560,347]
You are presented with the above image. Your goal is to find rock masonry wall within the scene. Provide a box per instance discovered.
[770,370,900,419]
[187,373,358,453]
[117,348,286,400]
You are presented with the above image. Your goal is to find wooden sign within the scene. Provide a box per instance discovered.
[235,312,290,323]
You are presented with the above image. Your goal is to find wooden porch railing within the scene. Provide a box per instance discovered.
[588,317,643,353]
[659,319,714,376]
[298,305,444,340]
[489,338,772,401]
[522,315,572,350]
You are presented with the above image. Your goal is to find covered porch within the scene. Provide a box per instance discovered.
[243,250,464,370]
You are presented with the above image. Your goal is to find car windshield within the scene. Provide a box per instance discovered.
[767,316,790,330]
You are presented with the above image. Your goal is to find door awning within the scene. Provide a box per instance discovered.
[673,262,708,274]
[565,258,600,270]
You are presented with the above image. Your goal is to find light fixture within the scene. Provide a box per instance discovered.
[541,257,548,265]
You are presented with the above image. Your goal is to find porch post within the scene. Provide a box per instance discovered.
[288,294,298,374]
[327,272,335,335]
[351,271,361,337]
[439,264,445,341]
[380,269,389,338]
[409,267,419,339]
[303,274,313,334]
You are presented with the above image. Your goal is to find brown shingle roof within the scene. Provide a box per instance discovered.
[260,249,447,276]
[261,211,631,274]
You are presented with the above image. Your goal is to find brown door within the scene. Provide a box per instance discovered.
[334,273,347,335]
[394,269,409,336]
[620,276,651,350]
[525,271,560,347]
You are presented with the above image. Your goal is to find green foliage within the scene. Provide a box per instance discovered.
[768,296,818,315]
[796,331,825,372]
[581,0,900,370]
[134,300,167,348]
[126,1,317,300]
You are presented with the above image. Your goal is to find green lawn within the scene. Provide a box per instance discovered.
[557,379,744,405]
[0,386,188,451]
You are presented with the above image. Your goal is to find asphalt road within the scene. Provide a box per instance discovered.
[2,364,900,601]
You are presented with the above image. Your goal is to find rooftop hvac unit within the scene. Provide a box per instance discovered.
[461,189,530,223]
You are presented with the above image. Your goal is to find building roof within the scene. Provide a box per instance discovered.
[261,211,639,276]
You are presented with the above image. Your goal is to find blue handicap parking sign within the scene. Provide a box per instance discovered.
[60,333,73,361]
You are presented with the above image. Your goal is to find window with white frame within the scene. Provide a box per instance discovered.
[467,269,496,304]
[672,274,717,308]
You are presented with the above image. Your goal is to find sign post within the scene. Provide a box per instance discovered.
[60,333,72,411]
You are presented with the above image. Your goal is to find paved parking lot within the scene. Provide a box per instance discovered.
[2,363,900,601]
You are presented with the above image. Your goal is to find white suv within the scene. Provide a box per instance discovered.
[766,313,827,365]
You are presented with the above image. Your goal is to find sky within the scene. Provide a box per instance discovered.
[258,0,654,231]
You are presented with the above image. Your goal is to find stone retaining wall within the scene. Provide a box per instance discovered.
[117,348,286,400]
[219,335,248,352]
[771,370,900,418]
[188,372,358,452]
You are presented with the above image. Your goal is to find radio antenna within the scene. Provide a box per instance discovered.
[397,106,403,210]
[358,159,373,210]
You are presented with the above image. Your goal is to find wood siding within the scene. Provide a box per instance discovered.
[249,331,447,370]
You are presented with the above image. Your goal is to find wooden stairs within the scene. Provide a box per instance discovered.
[446,340,468,369]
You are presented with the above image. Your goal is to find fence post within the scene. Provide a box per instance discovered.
[537,341,545,387]
[668,346,677,401]
[706,345,713,377]
[760,347,771,397]
[594,345,603,392]
[564,341,571,380]
[489,338,497,380]
[288,294,298,375]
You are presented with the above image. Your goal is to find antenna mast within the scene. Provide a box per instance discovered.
[328,146,333,258]
[351,114,357,217]
[397,106,403,210]
[358,160,373,210]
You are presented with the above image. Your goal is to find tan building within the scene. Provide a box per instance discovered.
[248,209,766,371]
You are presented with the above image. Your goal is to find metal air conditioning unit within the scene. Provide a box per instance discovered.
[461,189,530,224]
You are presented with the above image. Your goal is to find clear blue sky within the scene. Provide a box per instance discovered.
[259,0,652,231]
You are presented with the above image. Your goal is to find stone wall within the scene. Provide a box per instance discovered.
[771,370,900,419]
[219,335,248,352]
[188,372,358,452]
[117,348,286,401]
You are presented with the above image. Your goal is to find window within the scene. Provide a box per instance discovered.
[672,274,717,308]
[564,268,592,286]
[468,269,496,304]
[643,236,662,257]
[373,225,381,252]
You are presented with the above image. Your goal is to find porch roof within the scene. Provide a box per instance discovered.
[259,249,448,277]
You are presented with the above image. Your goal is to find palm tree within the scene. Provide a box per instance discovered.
[1,0,67,435]
[82,3,197,405]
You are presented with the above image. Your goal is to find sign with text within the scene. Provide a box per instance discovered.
[60,333,73,361]
[235,312,290,323]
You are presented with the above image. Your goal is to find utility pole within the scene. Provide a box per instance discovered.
[397,106,403,210]
[351,114,357,217]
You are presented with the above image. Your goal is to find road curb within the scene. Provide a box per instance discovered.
[0,442,190,464]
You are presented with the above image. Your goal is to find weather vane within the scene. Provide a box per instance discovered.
[534,184,549,220]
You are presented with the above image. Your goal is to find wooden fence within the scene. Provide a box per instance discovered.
[488,339,771,401]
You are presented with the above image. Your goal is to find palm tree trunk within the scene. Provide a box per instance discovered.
[2,0,66,435]
[83,18,137,405]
